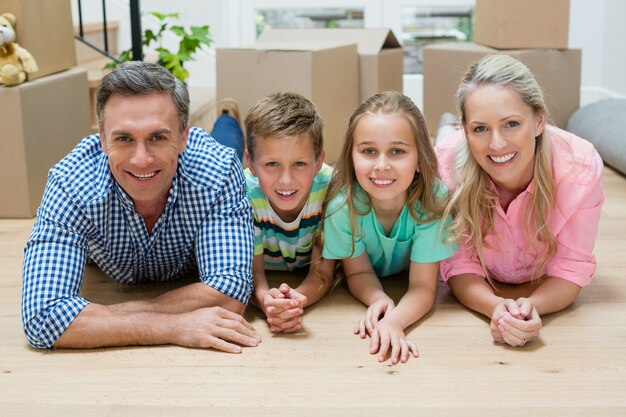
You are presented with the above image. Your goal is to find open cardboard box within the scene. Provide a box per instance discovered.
[216,41,359,164]
[257,28,403,102]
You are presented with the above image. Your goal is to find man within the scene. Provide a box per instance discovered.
[21,62,260,353]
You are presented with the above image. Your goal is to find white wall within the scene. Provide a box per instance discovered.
[602,0,626,96]
[569,0,626,105]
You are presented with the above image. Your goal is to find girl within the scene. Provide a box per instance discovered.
[437,54,604,347]
[322,92,454,365]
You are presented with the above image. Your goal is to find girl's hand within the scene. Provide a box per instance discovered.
[354,298,395,339]
[370,317,419,365]
[264,286,305,333]
[496,298,542,347]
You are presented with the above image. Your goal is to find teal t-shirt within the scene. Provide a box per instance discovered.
[322,183,455,277]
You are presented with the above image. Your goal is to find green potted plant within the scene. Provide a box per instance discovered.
[105,11,212,83]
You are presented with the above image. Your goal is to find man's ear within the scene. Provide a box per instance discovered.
[245,149,257,176]
[99,130,108,154]
[179,126,190,154]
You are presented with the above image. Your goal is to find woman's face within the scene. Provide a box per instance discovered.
[463,84,546,194]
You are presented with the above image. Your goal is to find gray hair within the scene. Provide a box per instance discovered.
[457,54,549,126]
[96,61,190,134]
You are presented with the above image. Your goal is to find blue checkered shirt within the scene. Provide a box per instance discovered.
[21,127,254,349]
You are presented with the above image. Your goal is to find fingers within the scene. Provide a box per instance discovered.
[265,298,299,315]
[516,297,533,319]
[267,315,303,333]
[497,310,542,347]
[204,335,244,354]
[212,307,258,335]
[354,317,368,339]
[502,298,523,319]
[369,328,381,354]
[214,323,262,348]
[370,327,418,365]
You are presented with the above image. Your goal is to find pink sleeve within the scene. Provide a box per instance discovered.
[439,242,485,282]
[545,157,605,287]
[435,130,465,192]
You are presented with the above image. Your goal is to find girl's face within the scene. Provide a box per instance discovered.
[463,84,545,194]
[352,113,419,209]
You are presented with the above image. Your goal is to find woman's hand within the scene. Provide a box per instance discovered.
[492,298,542,346]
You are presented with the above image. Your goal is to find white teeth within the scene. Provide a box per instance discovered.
[132,172,156,180]
[276,190,296,196]
[490,152,516,164]
[372,178,394,185]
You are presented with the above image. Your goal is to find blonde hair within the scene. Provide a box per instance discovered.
[245,92,324,160]
[445,54,556,282]
[322,91,446,257]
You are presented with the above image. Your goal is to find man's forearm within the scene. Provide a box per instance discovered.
[110,282,245,315]
[54,303,179,348]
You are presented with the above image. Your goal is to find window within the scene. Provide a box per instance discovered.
[255,8,365,38]
[401,5,473,74]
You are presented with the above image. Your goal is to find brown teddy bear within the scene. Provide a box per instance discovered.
[0,12,38,86]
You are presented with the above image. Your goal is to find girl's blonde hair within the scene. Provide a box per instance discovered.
[321,91,446,257]
[444,54,556,282]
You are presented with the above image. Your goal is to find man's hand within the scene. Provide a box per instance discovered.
[173,306,261,353]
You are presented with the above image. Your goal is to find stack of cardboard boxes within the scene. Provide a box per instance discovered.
[423,0,580,135]
[0,0,92,217]
[216,28,404,163]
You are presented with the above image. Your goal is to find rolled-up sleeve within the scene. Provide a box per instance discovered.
[546,157,605,287]
[22,178,90,349]
[196,156,254,304]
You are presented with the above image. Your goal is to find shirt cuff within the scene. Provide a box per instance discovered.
[24,297,90,349]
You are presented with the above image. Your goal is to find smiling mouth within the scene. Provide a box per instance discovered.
[489,152,516,164]
[130,171,157,180]
[370,178,395,186]
[276,190,296,197]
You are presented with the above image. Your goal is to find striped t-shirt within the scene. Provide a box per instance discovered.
[245,163,333,271]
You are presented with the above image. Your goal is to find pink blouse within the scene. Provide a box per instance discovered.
[436,126,605,287]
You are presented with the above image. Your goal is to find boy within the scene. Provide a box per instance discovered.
[245,92,335,333]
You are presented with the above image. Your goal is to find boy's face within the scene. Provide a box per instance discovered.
[247,135,324,223]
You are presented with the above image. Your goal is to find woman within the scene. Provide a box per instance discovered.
[437,54,605,347]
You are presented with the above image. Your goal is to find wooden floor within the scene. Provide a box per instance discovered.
[1,167,625,417]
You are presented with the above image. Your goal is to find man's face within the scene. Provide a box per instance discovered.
[100,93,188,213]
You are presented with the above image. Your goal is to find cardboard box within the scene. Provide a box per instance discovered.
[257,28,403,102]
[216,41,359,164]
[423,42,581,135]
[0,0,77,80]
[0,68,92,218]
[474,0,570,49]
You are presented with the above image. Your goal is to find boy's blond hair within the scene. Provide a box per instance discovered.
[245,92,324,160]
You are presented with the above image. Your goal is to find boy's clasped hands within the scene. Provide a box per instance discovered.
[260,283,307,333]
